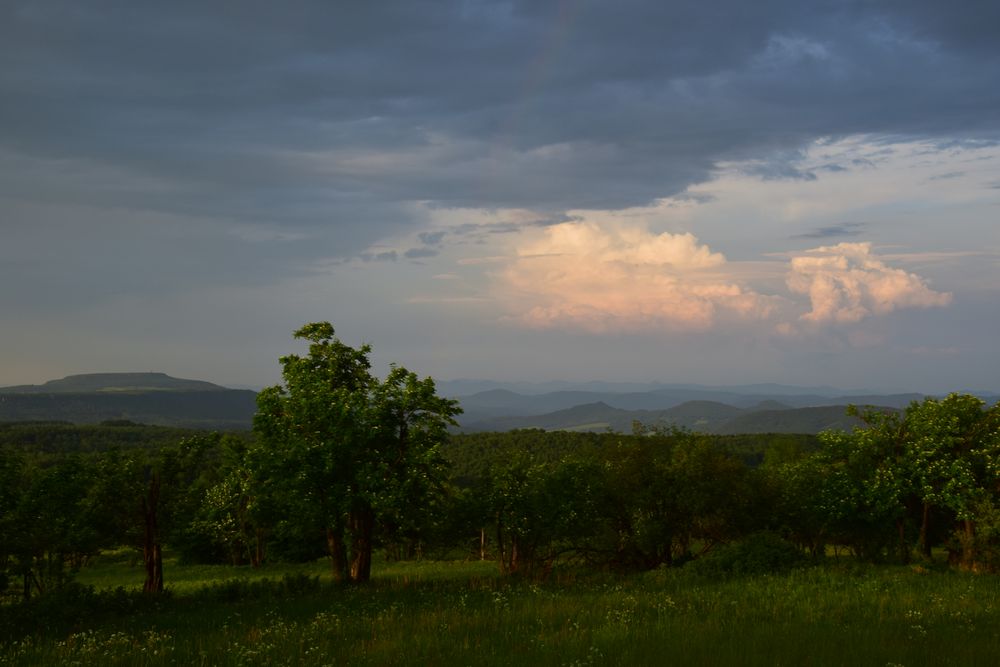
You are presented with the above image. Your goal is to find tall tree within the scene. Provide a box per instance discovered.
[253,322,459,583]
[94,435,213,593]
[904,394,1000,569]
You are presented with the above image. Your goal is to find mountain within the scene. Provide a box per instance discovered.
[0,373,255,429]
[457,398,888,435]
[438,379,877,398]
[0,372,227,394]
[452,384,929,427]
[713,405,872,435]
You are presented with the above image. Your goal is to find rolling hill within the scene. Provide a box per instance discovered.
[457,396,887,434]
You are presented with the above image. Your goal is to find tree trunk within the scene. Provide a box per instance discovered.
[496,520,509,575]
[349,505,375,583]
[253,528,266,568]
[142,474,163,594]
[153,544,164,592]
[960,518,978,572]
[897,517,910,564]
[326,525,349,584]
[919,502,932,558]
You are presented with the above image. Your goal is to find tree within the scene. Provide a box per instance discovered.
[180,434,274,567]
[806,395,1000,568]
[904,394,1000,570]
[93,435,213,593]
[487,456,605,578]
[253,322,460,583]
[1,453,100,599]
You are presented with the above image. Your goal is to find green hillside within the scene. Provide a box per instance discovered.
[459,399,887,435]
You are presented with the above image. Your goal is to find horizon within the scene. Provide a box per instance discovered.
[3,2,998,394]
[3,369,997,400]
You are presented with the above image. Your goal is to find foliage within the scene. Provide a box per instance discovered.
[0,421,200,454]
[252,322,460,583]
[686,531,807,577]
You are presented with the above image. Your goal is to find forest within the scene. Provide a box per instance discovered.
[2,323,1000,664]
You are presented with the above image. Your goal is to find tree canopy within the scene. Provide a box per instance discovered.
[252,322,460,583]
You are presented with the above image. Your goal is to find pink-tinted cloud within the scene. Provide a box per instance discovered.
[786,242,952,324]
[498,222,772,332]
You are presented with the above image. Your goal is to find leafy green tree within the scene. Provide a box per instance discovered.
[0,447,24,598]
[2,454,101,599]
[183,435,274,567]
[590,427,757,570]
[253,322,460,583]
[810,420,909,562]
[904,394,1000,569]
[601,435,680,569]
[804,395,1000,567]
[488,456,605,578]
[765,453,833,557]
[93,435,214,592]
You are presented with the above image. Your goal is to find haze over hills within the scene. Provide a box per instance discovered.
[435,379,870,398]
[446,381,1000,434]
[447,383,936,433]
[454,399,879,435]
[1,373,995,435]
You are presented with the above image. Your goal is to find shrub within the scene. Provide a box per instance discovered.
[687,531,806,577]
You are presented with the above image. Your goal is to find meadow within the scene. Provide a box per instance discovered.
[2,554,998,666]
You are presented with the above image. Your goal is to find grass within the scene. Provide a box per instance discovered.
[3,555,999,666]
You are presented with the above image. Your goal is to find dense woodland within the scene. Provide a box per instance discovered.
[3,404,999,599]
[2,325,1000,605]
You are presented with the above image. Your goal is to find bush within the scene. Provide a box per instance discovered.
[194,573,321,602]
[687,531,806,577]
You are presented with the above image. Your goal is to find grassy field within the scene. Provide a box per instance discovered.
[2,554,999,666]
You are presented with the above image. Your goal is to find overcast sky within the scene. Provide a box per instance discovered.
[2,1,999,393]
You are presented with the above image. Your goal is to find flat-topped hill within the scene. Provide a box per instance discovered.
[0,372,227,394]
[0,373,254,429]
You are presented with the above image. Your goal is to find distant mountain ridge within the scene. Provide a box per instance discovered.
[0,373,254,429]
[451,384,930,431]
[456,399,886,435]
[3,373,994,435]
[444,380,998,434]
[0,372,227,394]
[437,379,868,398]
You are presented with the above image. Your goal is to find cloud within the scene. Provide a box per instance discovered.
[791,222,866,240]
[4,1,1000,262]
[498,222,772,332]
[404,247,439,260]
[417,231,447,246]
[359,250,398,262]
[786,242,952,324]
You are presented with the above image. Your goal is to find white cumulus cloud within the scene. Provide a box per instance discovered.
[498,222,773,332]
[786,242,952,324]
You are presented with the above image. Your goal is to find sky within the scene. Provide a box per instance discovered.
[2,1,999,393]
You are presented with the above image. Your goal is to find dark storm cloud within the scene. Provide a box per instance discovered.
[2,0,1000,294]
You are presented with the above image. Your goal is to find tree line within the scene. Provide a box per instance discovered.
[2,323,1000,601]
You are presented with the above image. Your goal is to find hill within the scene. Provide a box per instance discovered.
[0,372,227,394]
[458,398,886,435]
[0,373,255,429]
